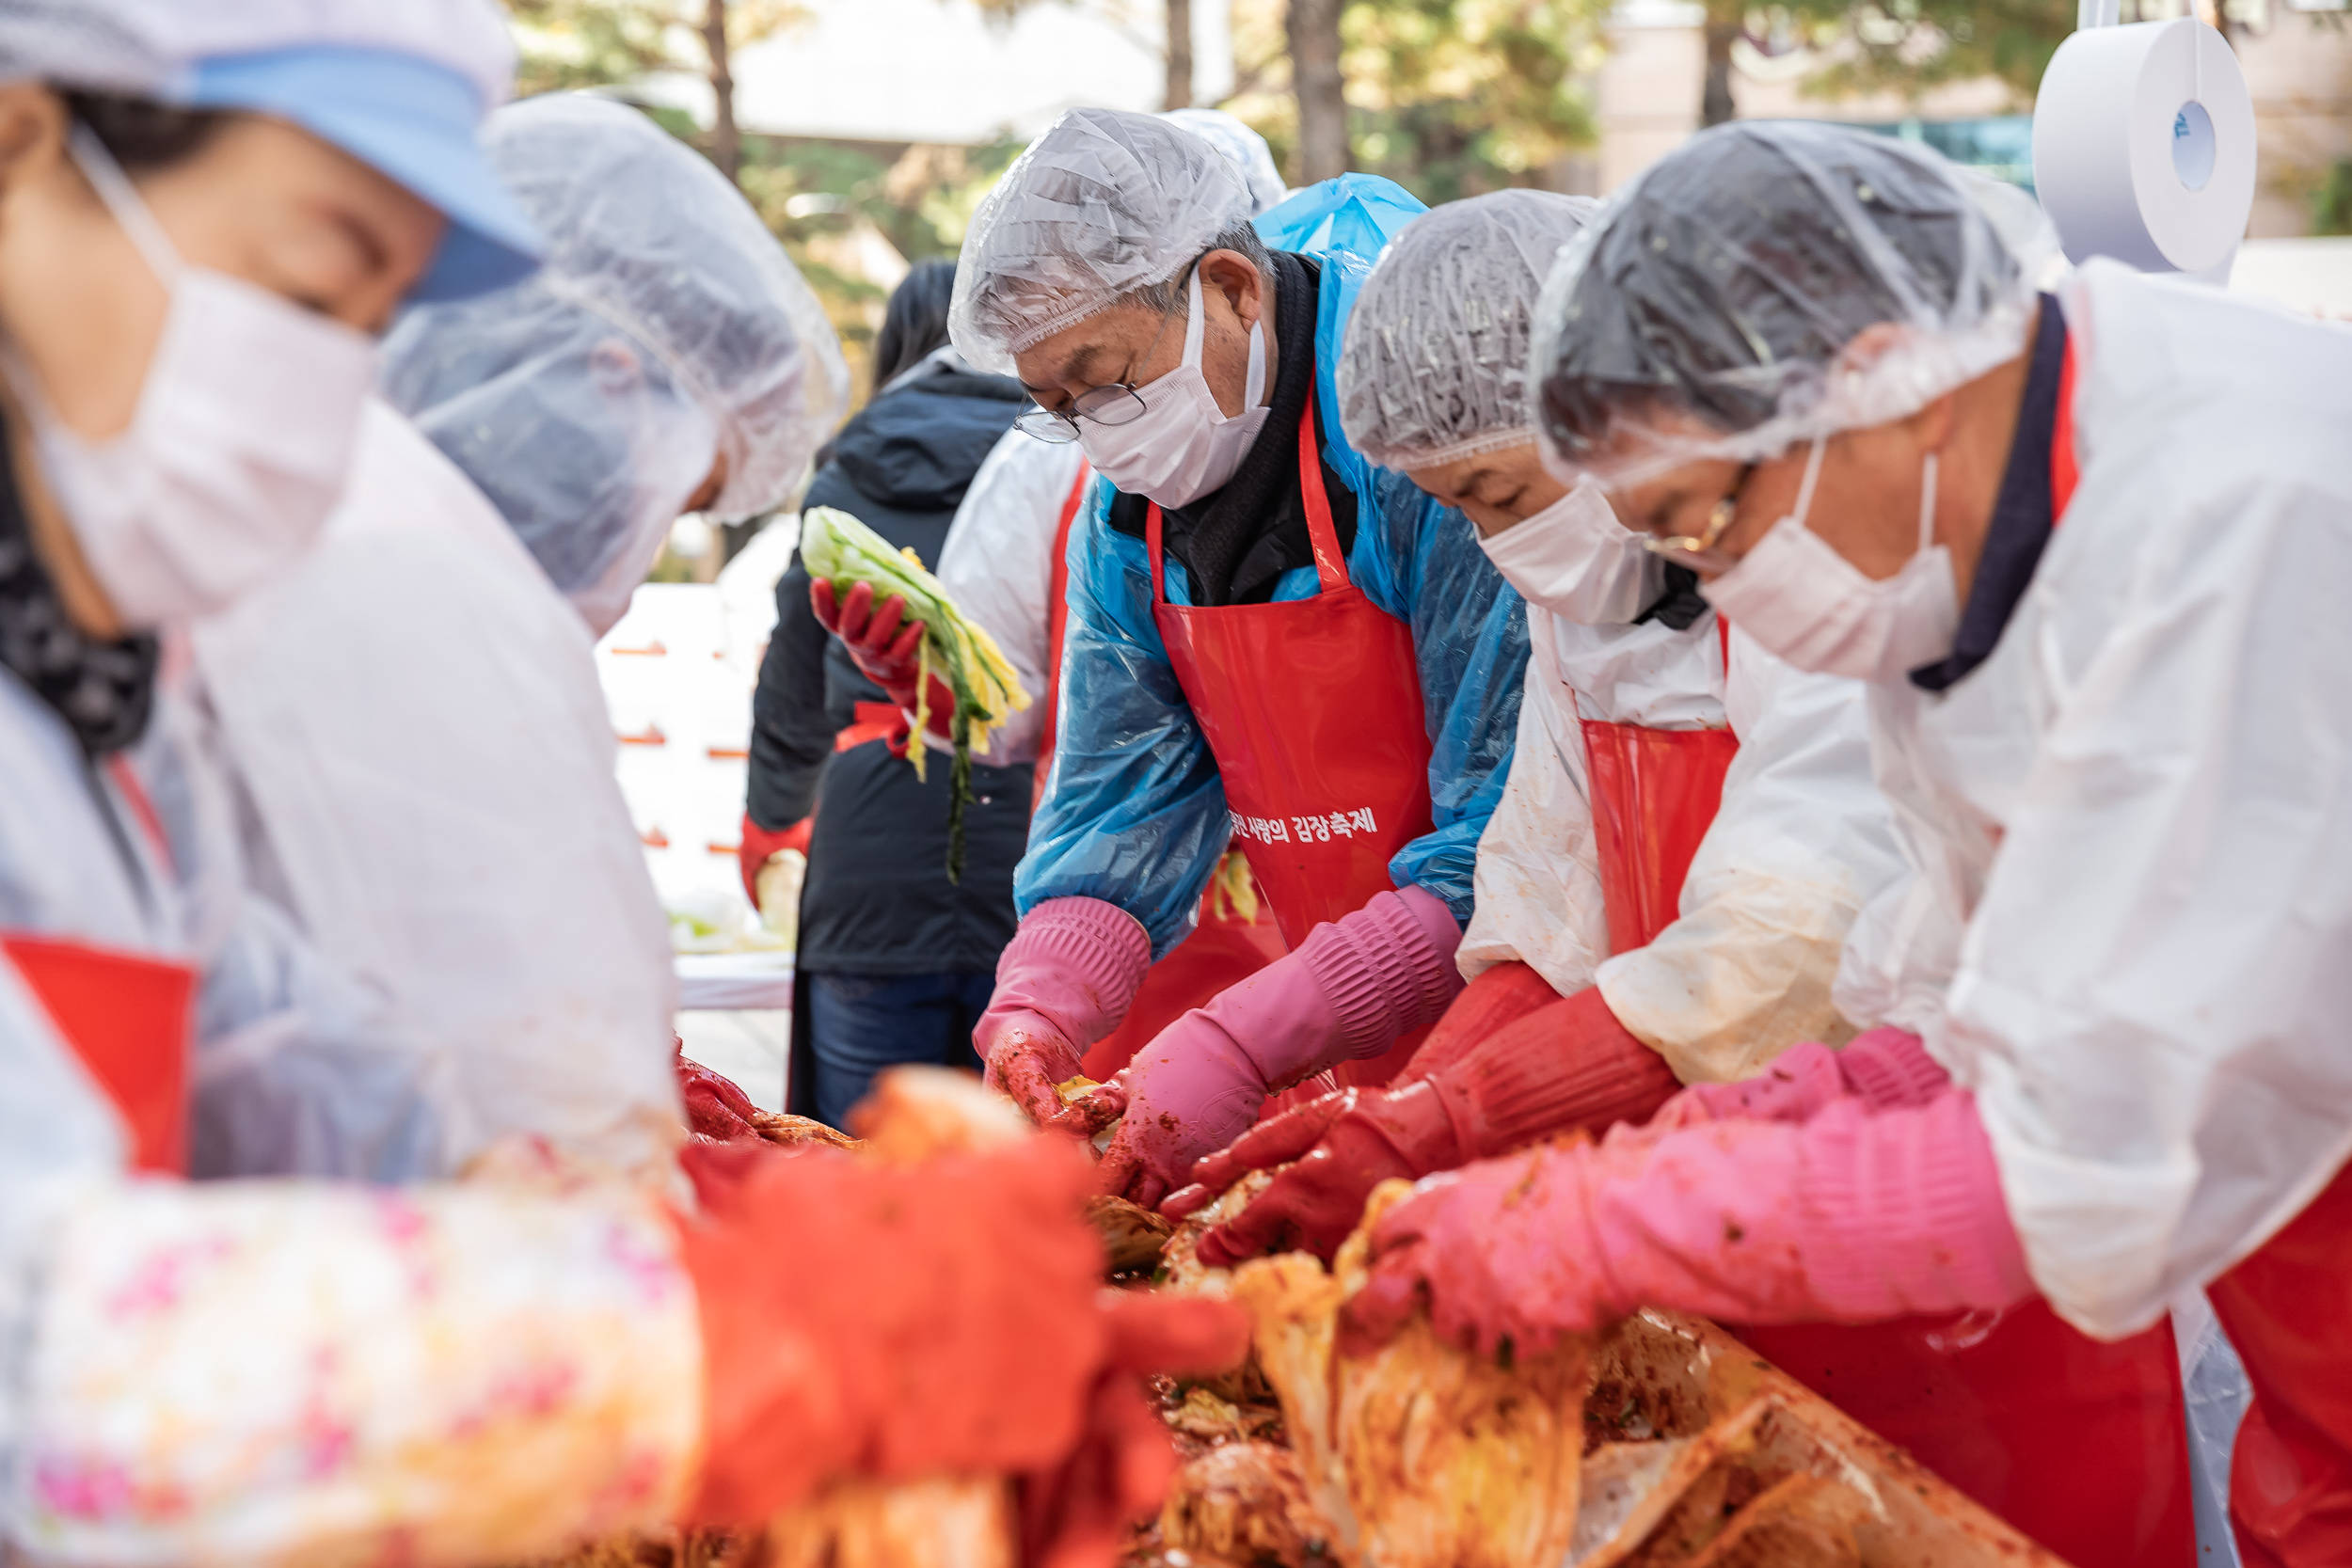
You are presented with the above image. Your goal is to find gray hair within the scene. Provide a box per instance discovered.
[1123,223,1276,320]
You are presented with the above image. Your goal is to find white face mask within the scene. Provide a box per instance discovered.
[1697,438,1959,684]
[20,126,377,629]
[1078,267,1270,509]
[1477,480,1662,625]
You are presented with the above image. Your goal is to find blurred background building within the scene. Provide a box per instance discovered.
[507,0,2351,267]
[501,0,2349,531]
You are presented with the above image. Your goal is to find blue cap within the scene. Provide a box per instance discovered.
[184,45,544,302]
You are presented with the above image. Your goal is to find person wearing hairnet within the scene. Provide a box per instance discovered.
[818,107,1528,1208]
[742,258,1031,1128]
[190,91,849,1180]
[0,7,1241,1562]
[1345,120,2352,1568]
[381,96,833,639]
[929,109,1294,1090]
[1175,192,2202,1564]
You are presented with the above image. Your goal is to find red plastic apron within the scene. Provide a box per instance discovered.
[1577,618,1741,955]
[1146,391,1438,1091]
[3,757,196,1174]
[2208,1163,2352,1568]
[1731,336,2190,1567]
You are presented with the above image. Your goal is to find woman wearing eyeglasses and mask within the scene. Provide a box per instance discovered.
[808,109,1529,1209]
[0,7,1237,1562]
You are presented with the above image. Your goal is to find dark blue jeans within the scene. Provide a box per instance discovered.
[806,971,993,1129]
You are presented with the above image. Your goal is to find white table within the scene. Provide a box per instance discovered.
[675,952,796,1113]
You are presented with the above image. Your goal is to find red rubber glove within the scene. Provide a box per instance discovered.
[737,814,811,906]
[1018,1292,1254,1568]
[1095,886,1464,1210]
[811,578,957,740]
[975,898,1152,1132]
[677,1042,763,1145]
[675,1135,1248,1526]
[1169,985,1680,1263]
[1342,1085,2036,1363]
[1182,1084,1447,1265]
[1149,959,1552,1224]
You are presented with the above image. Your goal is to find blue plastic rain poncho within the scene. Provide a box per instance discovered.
[1016,176,1530,957]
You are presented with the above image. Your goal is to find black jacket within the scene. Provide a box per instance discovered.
[748,356,1027,974]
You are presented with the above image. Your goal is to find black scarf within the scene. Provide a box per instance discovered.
[1108,251,1359,606]
[1636,562,1712,631]
[1909,295,2069,693]
[0,411,158,755]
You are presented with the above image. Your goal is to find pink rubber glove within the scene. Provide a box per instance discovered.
[1094,885,1465,1209]
[1658,1027,1951,1131]
[1174,985,1681,1265]
[1343,1084,2035,1362]
[975,897,1152,1132]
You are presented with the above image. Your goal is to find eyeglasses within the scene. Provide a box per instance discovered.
[1014,383,1150,443]
[1641,463,1757,576]
[1012,269,1188,444]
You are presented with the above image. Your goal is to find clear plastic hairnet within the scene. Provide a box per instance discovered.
[380,92,848,631]
[1338,188,1598,471]
[1159,107,1288,216]
[1529,121,2059,488]
[0,0,516,110]
[0,1,167,92]
[948,106,1255,374]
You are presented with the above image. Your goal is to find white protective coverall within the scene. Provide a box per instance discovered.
[0,672,700,1565]
[1833,259,2352,1338]
[192,404,681,1179]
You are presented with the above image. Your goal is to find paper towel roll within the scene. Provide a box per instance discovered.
[2031,18,2255,277]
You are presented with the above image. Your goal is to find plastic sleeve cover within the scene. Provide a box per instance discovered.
[10,1177,703,1567]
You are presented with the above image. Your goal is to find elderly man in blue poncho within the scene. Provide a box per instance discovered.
[808,108,1528,1205]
